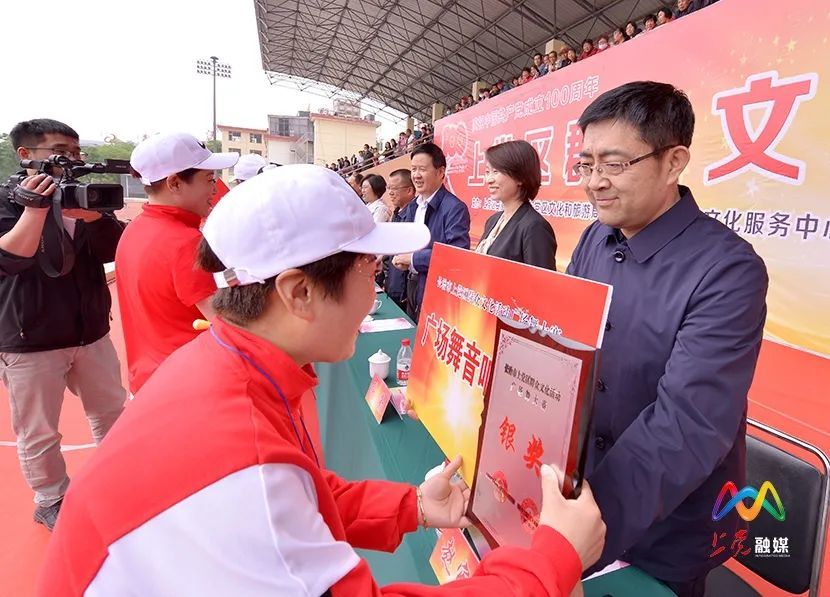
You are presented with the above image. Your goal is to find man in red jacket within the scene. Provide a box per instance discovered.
[116,132,238,394]
[40,165,605,596]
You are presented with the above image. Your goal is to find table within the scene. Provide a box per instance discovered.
[315,293,444,584]
[314,293,674,595]
[584,566,676,596]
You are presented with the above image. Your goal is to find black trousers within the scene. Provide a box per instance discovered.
[405,272,420,323]
[388,292,407,312]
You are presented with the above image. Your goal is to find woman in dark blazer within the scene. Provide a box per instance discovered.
[475,140,557,270]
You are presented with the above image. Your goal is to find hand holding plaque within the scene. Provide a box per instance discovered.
[468,317,600,550]
[419,456,472,529]
[538,464,606,571]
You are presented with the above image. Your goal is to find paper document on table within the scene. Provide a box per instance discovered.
[583,560,630,581]
[359,317,413,334]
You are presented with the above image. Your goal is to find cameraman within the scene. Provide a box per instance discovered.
[0,119,127,531]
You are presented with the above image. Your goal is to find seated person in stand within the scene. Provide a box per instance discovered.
[639,15,657,35]
[578,39,598,61]
[625,21,641,39]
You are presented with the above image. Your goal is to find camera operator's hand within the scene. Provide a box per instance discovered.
[18,174,57,211]
[0,174,58,258]
[62,209,102,223]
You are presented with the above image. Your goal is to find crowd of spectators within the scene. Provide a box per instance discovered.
[449,0,717,112]
[328,0,716,176]
[328,123,435,175]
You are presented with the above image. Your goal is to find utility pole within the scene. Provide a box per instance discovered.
[196,56,232,141]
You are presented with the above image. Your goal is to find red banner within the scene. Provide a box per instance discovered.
[434,0,828,361]
[428,5,830,586]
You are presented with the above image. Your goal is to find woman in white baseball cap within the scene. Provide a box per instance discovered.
[41,165,604,596]
[233,153,279,184]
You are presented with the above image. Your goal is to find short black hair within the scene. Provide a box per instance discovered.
[533,52,542,59]
[131,167,201,195]
[197,241,362,325]
[351,172,365,184]
[578,81,695,150]
[389,169,414,188]
[657,7,672,18]
[363,174,386,197]
[410,142,446,169]
[485,140,542,202]
[10,118,79,150]
[644,14,656,24]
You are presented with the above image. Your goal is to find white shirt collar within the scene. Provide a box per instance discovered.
[417,188,440,208]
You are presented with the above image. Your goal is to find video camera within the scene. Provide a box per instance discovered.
[8,154,128,211]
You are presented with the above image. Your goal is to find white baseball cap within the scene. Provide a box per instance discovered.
[130,132,239,185]
[202,164,430,288]
[233,153,270,182]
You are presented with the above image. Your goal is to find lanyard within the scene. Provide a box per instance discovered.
[210,326,320,467]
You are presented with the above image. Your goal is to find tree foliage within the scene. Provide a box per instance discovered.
[81,136,136,184]
[0,134,19,182]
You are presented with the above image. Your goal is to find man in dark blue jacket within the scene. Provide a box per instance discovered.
[381,169,416,310]
[567,82,767,597]
[391,143,470,322]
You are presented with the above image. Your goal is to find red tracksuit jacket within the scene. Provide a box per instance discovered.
[39,318,581,596]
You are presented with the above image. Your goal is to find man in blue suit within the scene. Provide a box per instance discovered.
[381,169,416,311]
[391,143,470,322]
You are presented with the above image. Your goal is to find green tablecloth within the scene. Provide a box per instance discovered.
[315,294,444,585]
[314,293,674,595]
[584,566,676,596]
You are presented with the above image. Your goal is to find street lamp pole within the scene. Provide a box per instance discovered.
[196,56,232,141]
[212,56,217,142]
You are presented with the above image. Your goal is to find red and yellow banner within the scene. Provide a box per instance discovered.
[428,529,480,584]
[408,245,610,484]
[433,0,829,412]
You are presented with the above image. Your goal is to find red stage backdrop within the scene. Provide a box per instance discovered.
[433,0,829,420]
